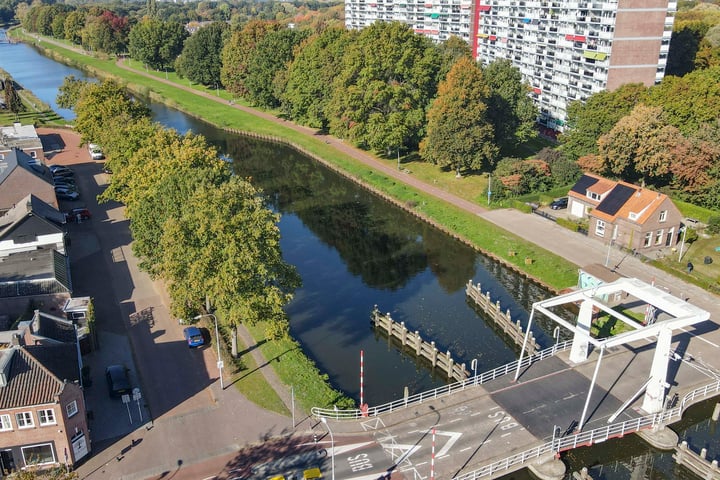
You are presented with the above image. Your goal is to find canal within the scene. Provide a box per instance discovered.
[1,35,716,479]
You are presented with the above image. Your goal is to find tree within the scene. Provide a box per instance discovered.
[128,18,188,70]
[560,83,647,161]
[4,77,25,116]
[81,11,130,55]
[282,27,354,129]
[436,35,472,80]
[159,177,301,333]
[419,56,497,174]
[493,157,552,196]
[483,59,538,154]
[245,28,310,107]
[327,21,442,153]
[72,79,150,145]
[220,20,282,97]
[64,10,86,45]
[175,21,229,86]
[56,75,88,109]
[597,104,684,184]
[666,22,710,76]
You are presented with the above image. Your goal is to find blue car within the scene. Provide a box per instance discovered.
[183,326,204,348]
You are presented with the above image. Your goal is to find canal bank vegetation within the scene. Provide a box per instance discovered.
[0,66,64,126]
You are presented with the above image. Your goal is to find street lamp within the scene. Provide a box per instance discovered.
[487,173,492,205]
[678,226,687,262]
[194,313,224,389]
[320,417,335,480]
[215,83,220,97]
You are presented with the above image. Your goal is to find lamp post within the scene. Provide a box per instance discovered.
[678,226,687,262]
[320,417,335,480]
[215,83,220,97]
[194,313,223,389]
[397,146,401,171]
[487,173,492,205]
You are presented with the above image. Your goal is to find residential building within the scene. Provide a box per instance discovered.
[344,0,675,129]
[0,149,56,213]
[0,343,90,474]
[0,124,44,162]
[567,173,683,253]
[0,194,67,257]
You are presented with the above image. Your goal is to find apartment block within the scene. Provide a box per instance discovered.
[344,0,675,130]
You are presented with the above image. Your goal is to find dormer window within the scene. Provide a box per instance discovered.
[628,212,638,221]
[659,210,667,222]
[587,191,601,201]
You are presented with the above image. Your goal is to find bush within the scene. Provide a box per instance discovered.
[556,217,580,232]
[706,216,720,235]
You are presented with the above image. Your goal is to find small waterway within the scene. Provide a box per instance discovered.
[1,32,718,479]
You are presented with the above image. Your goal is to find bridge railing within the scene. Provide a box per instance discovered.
[453,378,720,479]
[311,340,573,420]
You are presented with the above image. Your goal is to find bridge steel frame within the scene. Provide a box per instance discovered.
[514,277,709,429]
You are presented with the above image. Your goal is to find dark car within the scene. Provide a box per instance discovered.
[48,165,74,177]
[56,190,80,201]
[183,326,205,348]
[105,365,131,397]
[53,177,76,188]
[550,197,568,210]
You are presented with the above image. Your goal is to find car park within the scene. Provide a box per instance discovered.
[105,365,131,397]
[183,326,204,348]
[550,197,568,210]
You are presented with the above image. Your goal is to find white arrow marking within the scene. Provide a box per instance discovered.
[327,441,375,456]
[434,430,463,458]
[381,443,422,464]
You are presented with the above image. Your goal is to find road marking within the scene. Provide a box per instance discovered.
[679,327,720,348]
[449,418,462,423]
[471,411,484,417]
[329,441,375,455]
[434,430,463,457]
[381,443,421,464]
[460,447,472,452]
[501,432,512,438]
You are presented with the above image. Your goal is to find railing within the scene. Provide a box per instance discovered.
[311,340,573,420]
[453,379,720,479]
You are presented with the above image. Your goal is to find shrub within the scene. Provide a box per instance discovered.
[706,216,720,235]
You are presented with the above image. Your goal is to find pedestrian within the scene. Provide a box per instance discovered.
[687,261,694,274]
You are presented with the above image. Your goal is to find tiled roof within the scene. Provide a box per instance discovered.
[0,347,66,409]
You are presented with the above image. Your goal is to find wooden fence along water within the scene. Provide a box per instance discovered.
[371,307,469,382]
[673,441,720,480]
[465,280,538,356]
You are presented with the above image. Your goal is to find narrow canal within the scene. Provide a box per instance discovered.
[1,35,716,479]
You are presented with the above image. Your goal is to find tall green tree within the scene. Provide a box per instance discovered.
[419,56,497,175]
[175,21,229,86]
[128,18,188,70]
[327,21,442,154]
[483,59,538,154]
[4,77,24,115]
[560,83,647,161]
[220,20,282,97]
[245,27,310,108]
[64,10,86,45]
[81,11,130,55]
[282,27,354,129]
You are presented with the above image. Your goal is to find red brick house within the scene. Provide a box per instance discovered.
[567,173,683,253]
[0,344,89,474]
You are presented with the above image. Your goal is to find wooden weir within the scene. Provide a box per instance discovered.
[673,441,720,479]
[465,279,538,355]
[371,307,469,382]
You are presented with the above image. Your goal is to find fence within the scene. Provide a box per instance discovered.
[371,307,468,382]
[465,280,538,355]
[311,339,573,420]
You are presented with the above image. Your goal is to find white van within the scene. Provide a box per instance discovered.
[88,143,104,160]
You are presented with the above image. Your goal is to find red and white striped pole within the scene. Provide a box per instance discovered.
[430,427,436,480]
[360,350,364,407]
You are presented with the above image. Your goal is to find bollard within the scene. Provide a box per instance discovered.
[701,447,707,459]
[712,403,720,421]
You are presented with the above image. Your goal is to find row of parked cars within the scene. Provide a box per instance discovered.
[50,164,81,201]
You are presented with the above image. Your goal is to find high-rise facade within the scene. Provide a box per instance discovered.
[344,0,675,130]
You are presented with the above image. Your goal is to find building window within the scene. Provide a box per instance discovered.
[21,443,55,466]
[0,414,12,431]
[30,151,37,158]
[38,409,55,426]
[659,210,667,222]
[595,220,606,237]
[15,412,34,429]
[588,191,600,201]
[644,232,653,247]
[655,230,664,245]
[66,400,78,418]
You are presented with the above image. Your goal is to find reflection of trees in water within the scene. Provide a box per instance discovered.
[227,135,476,292]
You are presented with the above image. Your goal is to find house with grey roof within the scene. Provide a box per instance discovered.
[0,344,89,473]
[0,194,66,257]
[0,148,55,213]
[0,123,44,162]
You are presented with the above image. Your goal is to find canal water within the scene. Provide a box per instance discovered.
[1,34,716,479]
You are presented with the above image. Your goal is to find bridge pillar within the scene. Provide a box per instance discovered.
[642,326,672,413]
[569,299,593,363]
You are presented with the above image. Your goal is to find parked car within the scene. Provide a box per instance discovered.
[56,189,80,201]
[89,143,104,160]
[53,177,76,188]
[105,365,131,397]
[48,165,74,176]
[64,208,91,222]
[183,326,204,348]
[550,197,568,210]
